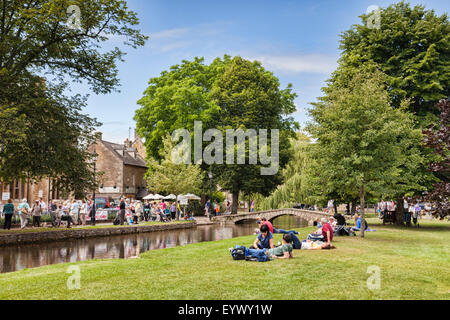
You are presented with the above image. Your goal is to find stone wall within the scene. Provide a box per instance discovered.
[123,165,147,196]
[93,140,124,195]
[214,208,332,225]
[0,222,196,247]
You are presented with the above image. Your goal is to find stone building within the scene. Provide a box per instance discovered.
[0,131,149,206]
[89,132,148,202]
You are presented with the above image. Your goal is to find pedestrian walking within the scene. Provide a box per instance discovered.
[144,200,150,221]
[119,198,126,225]
[79,200,87,226]
[70,199,80,225]
[134,200,142,224]
[170,202,176,220]
[31,200,42,227]
[17,199,30,229]
[3,199,14,230]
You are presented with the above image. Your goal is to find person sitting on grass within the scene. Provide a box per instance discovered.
[256,217,299,235]
[321,218,334,247]
[251,224,274,249]
[351,216,368,232]
[244,234,294,261]
[300,239,336,250]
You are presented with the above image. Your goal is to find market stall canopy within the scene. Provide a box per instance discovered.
[153,194,165,200]
[143,194,155,200]
[182,193,201,200]
[164,194,177,200]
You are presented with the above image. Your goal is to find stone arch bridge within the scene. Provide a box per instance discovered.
[213,208,332,225]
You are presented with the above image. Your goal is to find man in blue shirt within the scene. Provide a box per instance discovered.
[251,224,274,249]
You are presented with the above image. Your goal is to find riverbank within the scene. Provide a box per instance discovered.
[0,221,195,246]
[0,219,448,300]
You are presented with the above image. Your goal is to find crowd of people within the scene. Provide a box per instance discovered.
[0,197,196,230]
[116,198,192,225]
[1,197,99,230]
[377,199,426,227]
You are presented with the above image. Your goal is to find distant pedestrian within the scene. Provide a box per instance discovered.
[79,200,87,226]
[413,203,421,227]
[205,200,211,217]
[70,199,80,225]
[170,202,176,220]
[39,198,47,215]
[3,199,14,230]
[144,200,150,221]
[88,196,96,226]
[31,200,42,227]
[18,198,30,229]
[119,198,126,225]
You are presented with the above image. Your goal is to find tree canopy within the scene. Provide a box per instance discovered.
[135,56,298,213]
[337,1,449,120]
[0,0,147,193]
[307,70,423,236]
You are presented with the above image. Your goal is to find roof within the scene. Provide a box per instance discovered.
[101,140,148,168]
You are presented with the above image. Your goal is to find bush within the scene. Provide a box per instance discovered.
[185,201,203,216]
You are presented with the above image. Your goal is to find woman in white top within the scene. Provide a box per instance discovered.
[79,200,87,226]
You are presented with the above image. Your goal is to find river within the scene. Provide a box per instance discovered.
[0,215,308,273]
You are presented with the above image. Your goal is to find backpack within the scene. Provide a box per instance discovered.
[231,246,246,260]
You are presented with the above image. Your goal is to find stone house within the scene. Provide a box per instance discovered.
[89,132,148,202]
[0,131,149,206]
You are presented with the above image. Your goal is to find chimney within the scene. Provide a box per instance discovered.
[95,132,103,141]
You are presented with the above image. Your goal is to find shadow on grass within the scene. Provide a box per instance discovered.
[370,222,450,233]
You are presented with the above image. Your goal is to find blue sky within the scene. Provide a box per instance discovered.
[76,0,449,143]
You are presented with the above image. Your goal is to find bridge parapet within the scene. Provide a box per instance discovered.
[213,208,333,225]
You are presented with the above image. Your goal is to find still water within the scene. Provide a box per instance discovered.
[0,216,307,273]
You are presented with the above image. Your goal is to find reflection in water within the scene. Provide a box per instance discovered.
[0,215,307,273]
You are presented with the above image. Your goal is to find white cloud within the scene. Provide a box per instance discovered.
[150,28,190,40]
[247,54,338,75]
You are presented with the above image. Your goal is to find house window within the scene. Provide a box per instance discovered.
[20,181,25,199]
[14,180,19,199]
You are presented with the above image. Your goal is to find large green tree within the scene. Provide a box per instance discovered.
[337,1,449,119]
[307,70,423,237]
[0,0,147,193]
[209,57,298,214]
[319,2,448,222]
[135,56,298,214]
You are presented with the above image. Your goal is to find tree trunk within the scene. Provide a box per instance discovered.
[231,191,239,215]
[395,196,405,226]
[333,201,338,215]
[359,186,365,238]
[351,198,357,215]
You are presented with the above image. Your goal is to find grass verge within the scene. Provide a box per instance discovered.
[0,219,448,300]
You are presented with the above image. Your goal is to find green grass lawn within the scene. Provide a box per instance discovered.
[0,219,448,300]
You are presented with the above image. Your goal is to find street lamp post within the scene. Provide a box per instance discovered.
[91,149,98,226]
[208,171,213,221]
